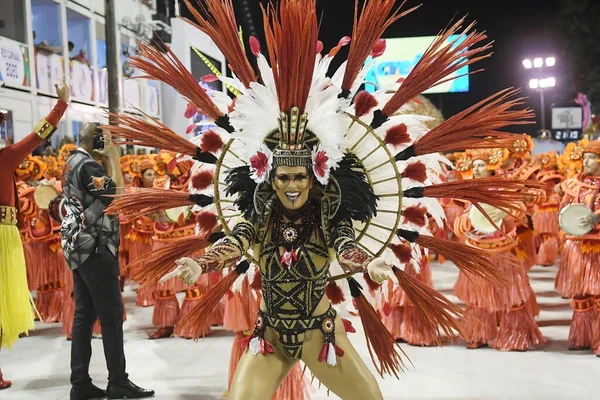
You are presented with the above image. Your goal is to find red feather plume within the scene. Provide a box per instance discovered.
[390,243,412,264]
[401,161,427,182]
[191,170,214,190]
[129,41,223,121]
[402,205,428,227]
[250,272,262,291]
[354,91,379,117]
[325,281,346,305]
[411,89,535,156]
[195,210,218,236]
[363,271,382,293]
[103,112,198,157]
[200,130,224,153]
[384,123,410,147]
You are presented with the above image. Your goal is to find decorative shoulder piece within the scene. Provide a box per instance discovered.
[34,118,56,140]
[193,238,242,272]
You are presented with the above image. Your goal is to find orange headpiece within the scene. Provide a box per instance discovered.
[120,154,134,175]
[120,154,133,167]
[535,151,558,171]
[559,138,589,177]
[466,148,508,169]
[58,143,77,164]
[139,158,155,174]
[16,156,47,182]
[129,157,143,178]
[506,134,534,159]
[153,151,175,177]
[583,140,600,156]
[453,152,473,177]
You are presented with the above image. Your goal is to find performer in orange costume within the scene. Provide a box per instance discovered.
[28,159,67,324]
[454,148,544,351]
[128,158,158,307]
[497,136,539,318]
[147,155,195,339]
[117,154,136,289]
[556,140,600,354]
[531,152,563,266]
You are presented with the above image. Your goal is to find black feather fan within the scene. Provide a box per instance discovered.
[224,166,258,220]
[331,153,378,224]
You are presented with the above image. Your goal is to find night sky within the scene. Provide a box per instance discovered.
[182,0,564,133]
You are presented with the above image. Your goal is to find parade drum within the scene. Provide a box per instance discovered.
[469,203,504,234]
[34,183,59,210]
[559,204,594,236]
[164,205,192,223]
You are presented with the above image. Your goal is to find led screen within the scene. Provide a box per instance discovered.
[364,35,469,94]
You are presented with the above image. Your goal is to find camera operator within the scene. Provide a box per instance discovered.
[61,123,154,400]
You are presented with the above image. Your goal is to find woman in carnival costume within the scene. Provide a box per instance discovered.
[103,0,544,397]
[0,82,69,389]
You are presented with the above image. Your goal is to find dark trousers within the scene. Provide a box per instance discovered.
[70,245,128,388]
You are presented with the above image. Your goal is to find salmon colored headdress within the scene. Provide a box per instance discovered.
[466,148,508,170]
[583,140,600,156]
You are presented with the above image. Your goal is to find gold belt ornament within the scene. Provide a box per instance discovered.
[0,206,18,226]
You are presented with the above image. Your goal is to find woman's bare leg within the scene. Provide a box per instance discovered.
[229,327,297,400]
[301,315,383,400]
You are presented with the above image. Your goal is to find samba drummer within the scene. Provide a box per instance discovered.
[29,160,68,326]
[453,148,544,351]
[556,140,600,355]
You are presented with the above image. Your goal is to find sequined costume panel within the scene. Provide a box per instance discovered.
[258,226,330,320]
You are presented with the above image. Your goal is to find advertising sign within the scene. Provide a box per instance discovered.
[0,37,31,88]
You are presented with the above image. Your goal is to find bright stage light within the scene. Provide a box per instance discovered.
[529,79,539,89]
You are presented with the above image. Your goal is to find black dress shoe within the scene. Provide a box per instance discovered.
[70,383,107,400]
[107,380,154,399]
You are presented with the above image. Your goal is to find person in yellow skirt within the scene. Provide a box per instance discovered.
[0,81,70,389]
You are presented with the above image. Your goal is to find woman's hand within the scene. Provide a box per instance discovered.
[160,257,204,286]
[367,258,398,285]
